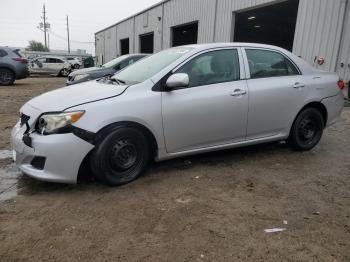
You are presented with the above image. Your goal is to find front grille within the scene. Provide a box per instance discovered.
[20,113,30,127]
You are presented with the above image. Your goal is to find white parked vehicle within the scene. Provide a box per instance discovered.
[12,43,344,186]
[66,57,82,69]
[29,56,72,77]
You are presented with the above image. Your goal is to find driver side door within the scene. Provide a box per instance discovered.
[161,48,249,153]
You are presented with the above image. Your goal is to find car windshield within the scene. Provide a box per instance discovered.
[111,47,193,84]
[103,55,129,68]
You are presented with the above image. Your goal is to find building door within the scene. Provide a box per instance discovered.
[171,22,198,47]
[120,38,130,55]
[336,0,350,88]
[233,0,300,51]
[140,32,154,53]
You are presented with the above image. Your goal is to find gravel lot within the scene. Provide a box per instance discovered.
[0,77,349,261]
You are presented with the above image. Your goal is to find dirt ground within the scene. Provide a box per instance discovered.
[0,77,349,262]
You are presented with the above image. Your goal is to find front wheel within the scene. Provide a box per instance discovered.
[74,64,80,69]
[90,127,150,186]
[288,108,325,151]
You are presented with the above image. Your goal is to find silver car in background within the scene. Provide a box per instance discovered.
[0,47,29,85]
[11,43,344,185]
[29,56,72,77]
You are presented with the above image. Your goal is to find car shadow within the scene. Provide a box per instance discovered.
[8,141,291,198]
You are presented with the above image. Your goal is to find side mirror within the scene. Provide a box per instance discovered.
[166,73,189,90]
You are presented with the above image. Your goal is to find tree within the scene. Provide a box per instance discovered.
[26,40,49,52]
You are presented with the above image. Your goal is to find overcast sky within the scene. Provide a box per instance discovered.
[0,0,161,55]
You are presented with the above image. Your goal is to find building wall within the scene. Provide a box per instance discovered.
[332,0,350,82]
[95,0,349,80]
[134,5,163,53]
[116,18,135,55]
[162,0,217,48]
[293,0,347,72]
[104,26,117,62]
[95,32,105,64]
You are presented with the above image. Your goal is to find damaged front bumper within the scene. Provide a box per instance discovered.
[11,120,94,184]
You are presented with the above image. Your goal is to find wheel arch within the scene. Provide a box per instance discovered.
[0,65,16,78]
[299,102,328,127]
[95,121,158,158]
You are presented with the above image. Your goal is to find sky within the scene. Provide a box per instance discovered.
[0,0,161,55]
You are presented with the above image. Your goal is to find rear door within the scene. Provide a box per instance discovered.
[47,58,65,74]
[243,48,307,140]
[162,48,249,153]
[30,58,47,73]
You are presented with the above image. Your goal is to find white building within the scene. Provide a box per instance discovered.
[95,0,350,84]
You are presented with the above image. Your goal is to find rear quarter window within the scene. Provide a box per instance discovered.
[13,49,24,58]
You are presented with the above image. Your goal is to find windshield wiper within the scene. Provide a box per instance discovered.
[98,75,126,85]
[113,78,125,84]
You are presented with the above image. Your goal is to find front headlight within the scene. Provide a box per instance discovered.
[37,111,85,134]
[74,74,89,81]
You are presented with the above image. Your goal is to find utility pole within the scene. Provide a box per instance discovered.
[47,31,50,50]
[66,15,71,53]
[43,4,47,49]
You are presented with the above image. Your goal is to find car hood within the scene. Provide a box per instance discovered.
[69,67,113,77]
[23,81,129,113]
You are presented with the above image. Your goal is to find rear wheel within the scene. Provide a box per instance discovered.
[90,127,150,186]
[288,108,325,151]
[74,64,80,69]
[0,68,15,86]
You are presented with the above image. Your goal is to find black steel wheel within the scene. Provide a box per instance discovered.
[0,68,15,86]
[288,108,325,151]
[90,127,150,186]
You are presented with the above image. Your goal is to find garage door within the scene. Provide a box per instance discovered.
[233,0,300,51]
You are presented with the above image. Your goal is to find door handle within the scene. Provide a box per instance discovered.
[293,82,305,89]
[231,89,247,97]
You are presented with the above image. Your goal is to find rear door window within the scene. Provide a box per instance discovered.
[246,49,299,79]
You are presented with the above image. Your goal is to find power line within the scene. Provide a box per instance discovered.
[48,30,94,44]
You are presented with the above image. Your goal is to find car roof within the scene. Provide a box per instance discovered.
[122,53,148,57]
[37,56,67,60]
[175,42,289,52]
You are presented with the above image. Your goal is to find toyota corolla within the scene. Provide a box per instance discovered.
[11,43,344,185]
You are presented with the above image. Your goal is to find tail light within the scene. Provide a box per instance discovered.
[337,79,345,90]
[12,57,28,63]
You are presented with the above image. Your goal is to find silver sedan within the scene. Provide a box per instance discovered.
[11,43,344,185]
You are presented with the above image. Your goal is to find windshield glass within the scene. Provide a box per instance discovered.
[103,55,129,68]
[112,47,193,84]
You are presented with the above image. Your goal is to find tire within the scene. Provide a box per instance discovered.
[288,108,325,151]
[0,68,15,86]
[74,64,80,69]
[90,127,150,186]
[59,68,70,77]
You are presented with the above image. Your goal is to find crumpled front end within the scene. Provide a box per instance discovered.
[11,104,94,184]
